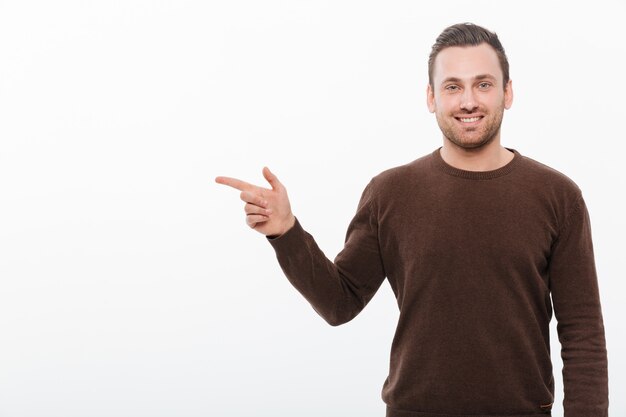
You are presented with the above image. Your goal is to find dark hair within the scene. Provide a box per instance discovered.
[428,23,509,89]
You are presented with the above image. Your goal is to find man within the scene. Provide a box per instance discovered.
[215,23,609,417]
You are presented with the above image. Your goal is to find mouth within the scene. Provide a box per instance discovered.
[455,116,484,124]
[458,116,481,122]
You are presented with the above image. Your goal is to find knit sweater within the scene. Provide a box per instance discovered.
[267,147,608,417]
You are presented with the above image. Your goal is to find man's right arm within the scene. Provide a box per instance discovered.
[266,179,387,326]
[216,169,387,326]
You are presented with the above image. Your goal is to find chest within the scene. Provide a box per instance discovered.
[377,180,558,282]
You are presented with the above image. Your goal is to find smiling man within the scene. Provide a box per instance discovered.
[428,42,513,160]
[216,23,609,417]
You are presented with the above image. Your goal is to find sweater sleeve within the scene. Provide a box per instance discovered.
[266,179,386,326]
[548,193,609,417]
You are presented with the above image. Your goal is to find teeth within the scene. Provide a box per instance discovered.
[460,117,481,123]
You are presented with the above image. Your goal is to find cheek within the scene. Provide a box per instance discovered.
[434,97,456,113]
[486,93,505,107]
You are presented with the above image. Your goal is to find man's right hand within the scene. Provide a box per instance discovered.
[215,167,296,238]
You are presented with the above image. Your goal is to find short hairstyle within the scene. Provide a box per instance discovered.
[428,23,510,89]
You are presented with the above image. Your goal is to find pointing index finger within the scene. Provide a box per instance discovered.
[215,176,254,192]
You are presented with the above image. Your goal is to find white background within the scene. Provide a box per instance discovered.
[1,1,624,416]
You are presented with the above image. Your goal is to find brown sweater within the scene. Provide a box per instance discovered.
[267,147,608,417]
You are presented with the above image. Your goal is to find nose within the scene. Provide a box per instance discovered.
[460,89,478,112]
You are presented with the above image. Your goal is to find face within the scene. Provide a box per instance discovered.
[427,43,513,150]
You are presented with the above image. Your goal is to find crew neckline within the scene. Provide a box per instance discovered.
[432,146,521,180]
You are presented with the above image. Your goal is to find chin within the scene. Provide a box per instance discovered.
[446,134,495,150]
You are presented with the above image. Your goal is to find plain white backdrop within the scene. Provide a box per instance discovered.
[0,1,624,416]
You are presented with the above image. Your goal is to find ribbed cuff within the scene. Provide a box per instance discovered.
[386,406,550,417]
[266,216,303,246]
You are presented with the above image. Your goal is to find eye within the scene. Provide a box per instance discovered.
[478,82,492,89]
[445,85,460,91]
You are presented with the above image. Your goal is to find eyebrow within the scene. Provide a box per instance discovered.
[441,74,497,85]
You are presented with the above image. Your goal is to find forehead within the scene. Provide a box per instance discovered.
[432,43,502,84]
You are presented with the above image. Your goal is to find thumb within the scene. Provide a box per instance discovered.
[262,166,281,190]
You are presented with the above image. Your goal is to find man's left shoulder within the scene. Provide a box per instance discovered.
[517,152,583,198]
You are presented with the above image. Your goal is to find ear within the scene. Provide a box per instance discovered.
[504,79,513,109]
[426,84,436,113]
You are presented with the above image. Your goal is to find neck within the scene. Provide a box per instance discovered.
[439,138,514,171]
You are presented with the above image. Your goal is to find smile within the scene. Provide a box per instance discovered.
[456,116,483,123]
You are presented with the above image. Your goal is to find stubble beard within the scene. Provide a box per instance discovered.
[436,103,505,150]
